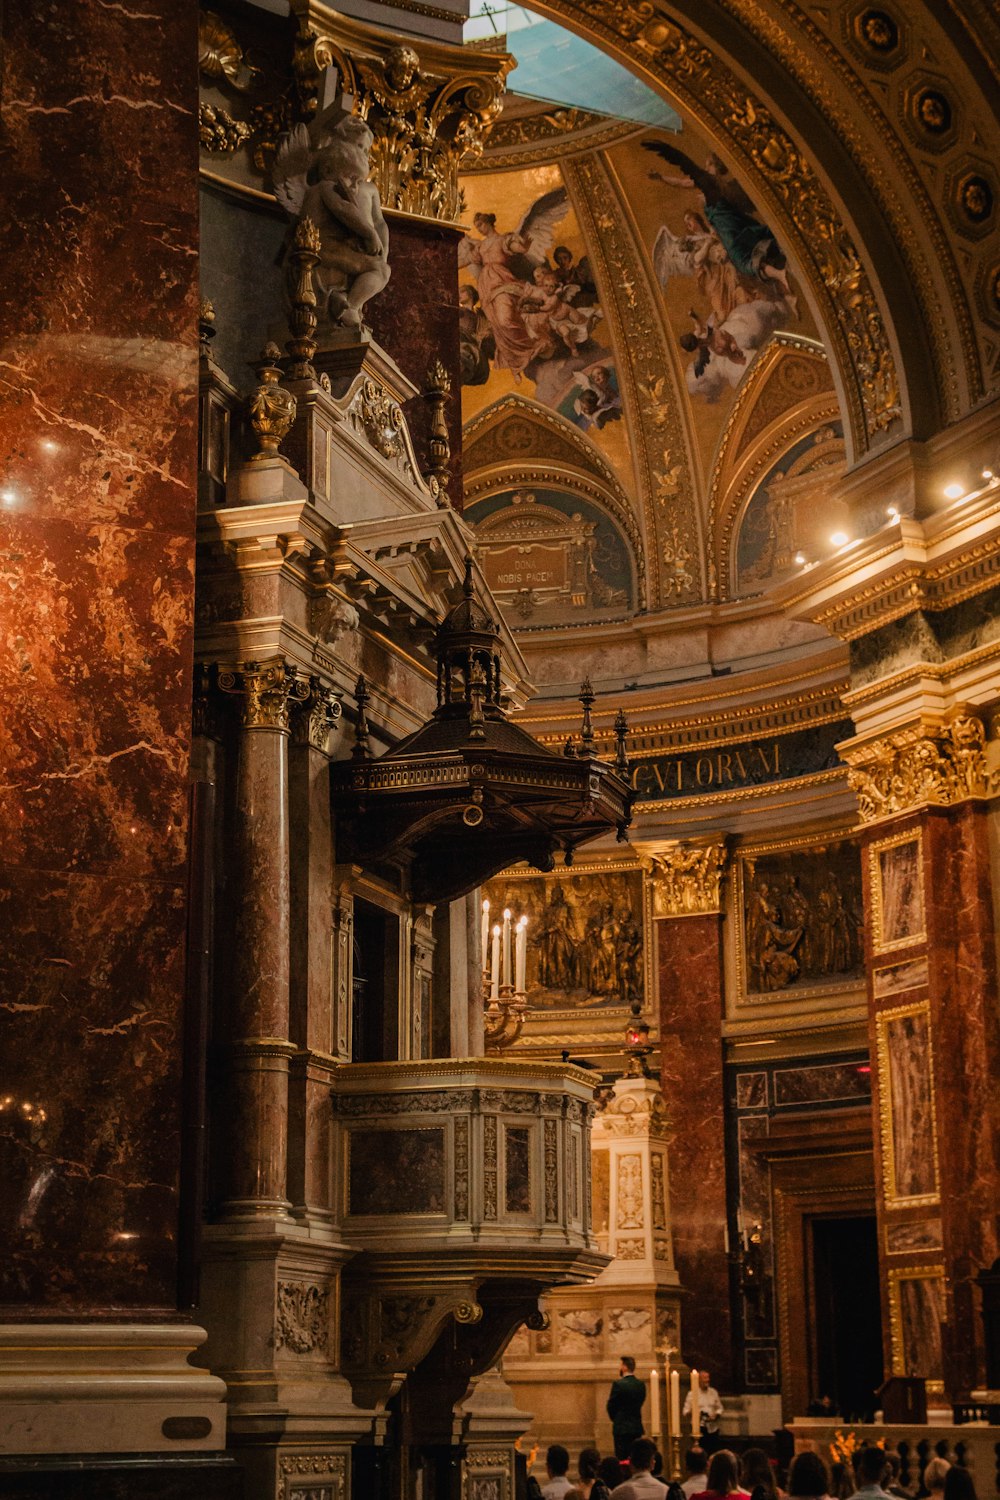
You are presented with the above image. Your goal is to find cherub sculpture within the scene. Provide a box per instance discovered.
[273,114,390,332]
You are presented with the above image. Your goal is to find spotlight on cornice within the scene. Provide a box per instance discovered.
[886,506,899,521]
[943,482,964,500]
[983,469,995,482]
[794,552,806,566]
[830,531,849,547]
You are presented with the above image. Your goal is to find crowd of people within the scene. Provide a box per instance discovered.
[529,1437,980,1500]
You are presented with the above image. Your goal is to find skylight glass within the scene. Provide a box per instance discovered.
[464,1,682,132]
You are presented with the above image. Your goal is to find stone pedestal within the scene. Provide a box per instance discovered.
[457,1368,532,1500]
[502,1074,683,1454]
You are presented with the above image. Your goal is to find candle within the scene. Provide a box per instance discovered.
[650,1367,661,1438]
[491,924,501,999]
[689,1368,699,1439]
[515,915,527,993]
[481,898,490,972]
[669,1368,680,1440]
[502,908,512,989]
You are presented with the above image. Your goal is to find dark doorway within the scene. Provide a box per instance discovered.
[351,900,400,1062]
[811,1214,883,1421]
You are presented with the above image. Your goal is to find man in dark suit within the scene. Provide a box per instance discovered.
[606,1356,646,1461]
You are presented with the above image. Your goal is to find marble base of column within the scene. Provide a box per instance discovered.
[217,1039,296,1221]
[0,1324,227,1456]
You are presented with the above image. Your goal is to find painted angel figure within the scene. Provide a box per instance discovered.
[643,139,790,295]
[273,115,390,332]
[457,188,571,378]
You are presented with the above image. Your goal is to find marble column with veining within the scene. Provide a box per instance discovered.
[287,681,341,1225]
[658,912,734,1386]
[217,660,306,1220]
[0,0,199,1312]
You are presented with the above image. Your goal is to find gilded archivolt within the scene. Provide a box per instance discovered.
[565,154,702,610]
[843,713,998,823]
[546,0,901,449]
[648,842,727,917]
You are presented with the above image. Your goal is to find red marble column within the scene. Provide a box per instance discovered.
[658,913,733,1386]
[217,660,307,1219]
[863,801,1000,1398]
[287,683,342,1224]
[0,0,198,1310]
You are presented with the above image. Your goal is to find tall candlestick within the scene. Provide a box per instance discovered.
[650,1367,661,1439]
[491,924,501,999]
[481,898,490,973]
[669,1369,681,1442]
[515,915,527,993]
[502,908,512,989]
[689,1368,700,1439]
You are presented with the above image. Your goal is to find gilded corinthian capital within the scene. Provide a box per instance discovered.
[842,711,997,824]
[648,840,728,918]
[292,678,343,752]
[290,3,512,223]
[218,659,311,731]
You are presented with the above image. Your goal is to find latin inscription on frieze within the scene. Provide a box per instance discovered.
[629,720,850,800]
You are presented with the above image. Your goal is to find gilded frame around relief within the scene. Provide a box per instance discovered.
[868,828,927,956]
[875,999,940,1210]
[482,859,654,1025]
[730,829,865,1008]
[887,1262,947,1393]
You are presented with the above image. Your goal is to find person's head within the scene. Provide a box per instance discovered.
[554,246,574,268]
[578,391,600,414]
[684,210,709,234]
[539,270,560,294]
[924,1459,951,1495]
[707,1451,741,1496]
[579,1449,602,1483]
[679,332,700,353]
[883,1453,900,1484]
[547,1445,570,1479]
[598,1458,624,1491]
[788,1452,830,1499]
[741,1449,776,1496]
[686,1448,709,1478]
[590,366,611,389]
[629,1439,658,1475]
[473,212,496,233]
[943,1468,977,1500]
[699,1370,711,1391]
[854,1447,888,1488]
[620,1355,636,1375]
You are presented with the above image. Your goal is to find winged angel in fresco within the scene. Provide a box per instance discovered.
[643,140,799,400]
[458,188,601,380]
[272,116,390,331]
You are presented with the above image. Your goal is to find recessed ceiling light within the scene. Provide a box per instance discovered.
[886,506,899,520]
[943,482,964,500]
[830,531,849,547]
[794,552,806,566]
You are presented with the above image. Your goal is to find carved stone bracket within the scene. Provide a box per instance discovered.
[647,840,728,917]
[292,677,344,753]
[218,658,311,731]
[842,711,998,823]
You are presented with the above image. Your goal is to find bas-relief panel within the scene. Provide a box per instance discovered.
[873,956,930,999]
[870,834,926,955]
[877,1005,939,1207]
[737,840,864,1001]
[348,1127,446,1216]
[891,1269,946,1382]
[592,1148,610,1235]
[482,868,645,1014]
[458,165,629,480]
[617,1153,643,1229]
[467,485,633,628]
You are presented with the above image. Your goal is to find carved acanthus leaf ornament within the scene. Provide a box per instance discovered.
[218,659,311,731]
[649,841,728,916]
[843,713,998,823]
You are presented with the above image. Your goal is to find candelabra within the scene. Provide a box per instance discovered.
[481,898,529,1052]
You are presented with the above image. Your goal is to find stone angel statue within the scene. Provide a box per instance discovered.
[273,114,390,331]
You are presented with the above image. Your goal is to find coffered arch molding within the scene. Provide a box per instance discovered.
[519,0,983,461]
[463,397,649,612]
